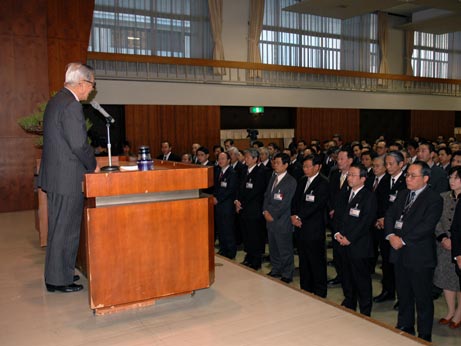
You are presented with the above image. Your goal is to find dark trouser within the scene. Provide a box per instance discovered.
[394,261,434,337]
[45,191,84,286]
[241,215,265,267]
[379,234,395,295]
[296,233,327,298]
[267,223,294,280]
[332,240,343,281]
[339,249,373,316]
[216,206,236,259]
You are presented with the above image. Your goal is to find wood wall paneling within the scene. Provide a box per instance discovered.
[295,108,360,144]
[410,110,455,140]
[46,0,95,93]
[0,0,94,212]
[125,105,221,159]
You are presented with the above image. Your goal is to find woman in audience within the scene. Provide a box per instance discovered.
[434,166,461,329]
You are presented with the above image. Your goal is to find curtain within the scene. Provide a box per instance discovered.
[340,13,378,72]
[447,32,461,79]
[377,12,389,75]
[405,30,414,76]
[248,0,265,78]
[208,0,225,75]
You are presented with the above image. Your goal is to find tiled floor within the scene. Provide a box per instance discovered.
[0,211,460,345]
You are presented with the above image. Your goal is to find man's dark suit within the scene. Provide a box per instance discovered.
[214,166,238,259]
[157,152,180,162]
[328,167,350,283]
[288,159,303,182]
[375,173,406,297]
[38,88,97,286]
[384,187,443,338]
[237,164,268,268]
[334,187,377,316]
[429,164,449,194]
[263,172,297,280]
[291,174,329,297]
[370,174,388,274]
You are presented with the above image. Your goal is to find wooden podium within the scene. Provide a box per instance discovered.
[82,160,215,314]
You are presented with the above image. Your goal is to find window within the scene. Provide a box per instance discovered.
[412,31,461,79]
[260,0,378,72]
[89,0,212,59]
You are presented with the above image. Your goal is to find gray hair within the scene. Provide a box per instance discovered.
[259,147,269,156]
[386,150,404,164]
[227,146,239,155]
[244,148,259,159]
[64,63,94,86]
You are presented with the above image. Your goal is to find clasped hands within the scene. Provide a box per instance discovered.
[335,233,351,246]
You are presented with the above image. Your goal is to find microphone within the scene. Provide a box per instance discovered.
[90,100,115,124]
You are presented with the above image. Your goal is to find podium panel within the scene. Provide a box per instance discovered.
[86,197,213,310]
[82,160,215,314]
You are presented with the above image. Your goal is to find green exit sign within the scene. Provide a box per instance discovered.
[249,106,264,114]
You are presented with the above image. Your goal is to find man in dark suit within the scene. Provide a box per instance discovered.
[235,148,268,270]
[373,151,406,304]
[214,152,238,259]
[384,161,443,342]
[38,63,99,293]
[327,147,354,287]
[157,140,180,162]
[263,153,297,283]
[291,155,329,297]
[417,141,449,194]
[333,163,377,316]
[437,147,452,173]
[369,155,388,274]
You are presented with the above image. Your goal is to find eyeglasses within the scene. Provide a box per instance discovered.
[406,173,424,179]
[346,173,360,177]
[83,80,96,88]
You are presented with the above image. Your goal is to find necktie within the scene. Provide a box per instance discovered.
[272,175,279,192]
[349,192,355,203]
[304,178,310,193]
[340,174,346,188]
[163,155,167,160]
[391,178,395,189]
[219,170,223,181]
[372,177,379,191]
[409,191,416,203]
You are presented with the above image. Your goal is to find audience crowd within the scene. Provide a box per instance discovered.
[147,135,461,343]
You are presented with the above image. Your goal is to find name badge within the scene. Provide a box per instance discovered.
[274,192,283,201]
[389,194,397,202]
[305,194,315,202]
[220,181,227,188]
[246,182,253,189]
[395,220,403,229]
[349,206,360,217]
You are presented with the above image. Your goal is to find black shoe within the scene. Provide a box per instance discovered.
[73,275,80,282]
[280,277,292,284]
[373,291,395,303]
[267,271,281,278]
[46,283,83,293]
[248,263,261,270]
[241,260,250,266]
[327,277,341,287]
[393,301,399,310]
[418,334,431,342]
[396,326,415,335]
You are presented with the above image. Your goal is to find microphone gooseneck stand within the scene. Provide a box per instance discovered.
[101,119,120,172]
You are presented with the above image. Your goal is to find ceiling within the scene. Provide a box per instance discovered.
[284,0,461,34]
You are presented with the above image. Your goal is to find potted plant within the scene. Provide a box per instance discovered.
[18,97,92,147]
